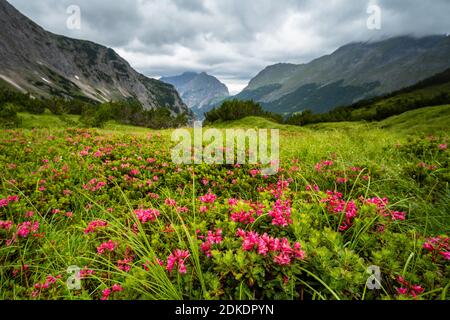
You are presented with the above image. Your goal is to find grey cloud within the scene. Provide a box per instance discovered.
[8,0,450,93]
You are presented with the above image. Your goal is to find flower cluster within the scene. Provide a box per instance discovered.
[321,191,357,231]
[97,240,116,255]
[166,249,190,274]
[199,229,223,257]
[0,220,13,230]
[101,284,123,300]
[236,229,305,266]
[17,221,40,238]
[229,200,265,225]
[364,197,406,221]
[134,208,160,223]
[199,192,217,204]
[423,236,450,261]
[83,178,107,192]
[396,276,424,298]
[0,195,19,208]
[84,220,108,234]
[315,160,334,172]
[32,274,62,297]
[268,199,293,227]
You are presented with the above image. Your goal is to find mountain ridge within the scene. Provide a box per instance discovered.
[0,0,191,116]
[236,35,450,114]
[161,72,229,119]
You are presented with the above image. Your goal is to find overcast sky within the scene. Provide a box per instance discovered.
[8,0,450,94]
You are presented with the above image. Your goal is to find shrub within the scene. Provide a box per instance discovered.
[204,100,282,124]
[0,103,21,128]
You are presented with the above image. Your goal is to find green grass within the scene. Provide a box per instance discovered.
[1,105,448,300]
[378,105,450,134]
[18,111,81,129]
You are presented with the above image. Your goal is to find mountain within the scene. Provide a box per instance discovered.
[236,35,450,114]
[0,0,190,116]
[160,72,229,118]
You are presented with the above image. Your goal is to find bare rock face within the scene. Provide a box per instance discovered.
[161,72,229,119]
[0,0,191,117]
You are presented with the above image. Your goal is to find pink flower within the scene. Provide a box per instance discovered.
[249,169,260,177]
[112,284,123,292]
[439,144,447,150]
[423,236,449,262]
[440,251,450,260]
[268,199,293,227]
[199,192,217,204]
[134,208,160,223]
[117,257,133,272]
[274,253,291,265]
[0,220,13,231]
[101,288,111,300]
[200,229,223,257]
[199,206,208,213]
[17,221,39,238]
[166,249,190,274]
[129,169,140,176]
[164,198,177,206]
[237,230,305,266]
[228,198,239,206]
[0,198,9,207]
[97,240,116,255]
[84,220,108,234]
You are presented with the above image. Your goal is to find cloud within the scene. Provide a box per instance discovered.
[8,0,450,94]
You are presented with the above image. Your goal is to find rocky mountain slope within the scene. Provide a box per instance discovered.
[161,72,229,118]
[236,35,450,114]
[0,0,190,116]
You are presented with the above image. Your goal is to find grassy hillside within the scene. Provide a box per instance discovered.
[286,68,450,126]
[378,105,450,134]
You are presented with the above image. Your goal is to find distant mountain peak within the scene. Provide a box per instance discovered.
[160,72,229,119]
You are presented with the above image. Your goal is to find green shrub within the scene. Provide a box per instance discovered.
[0,103,21,128]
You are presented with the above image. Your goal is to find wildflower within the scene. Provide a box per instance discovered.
[0,220,13,231]
[117,257,133,272]
[423,236,449,262]
[17,221,39,238]
[230,210,255,224]
[101,288,111,300]
[199,192,217,204]
[439,144,447,150]
[249,169,260,177]
[84,220,108,234]
[97,240,116,255]
[0,198,8,208]
[268,199,293,227]
[134,208,160,223]
[164,198,177,206]
[237,230,305,266]
[79,267,95,279]
[200,229,223,257]
[112,284,123,292]
[166,249,190,274]
[396,276,425,298]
